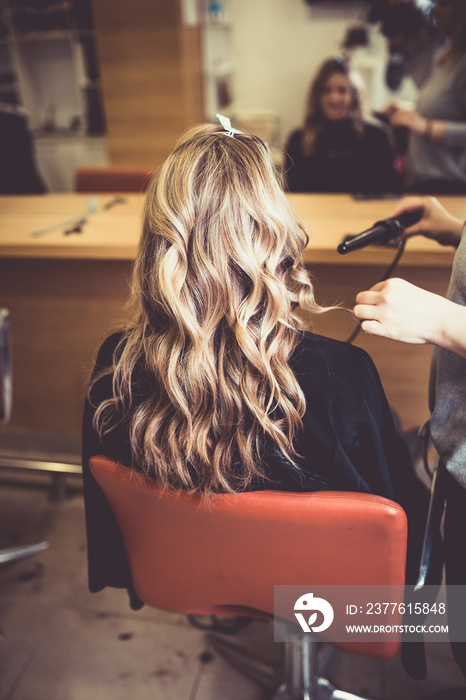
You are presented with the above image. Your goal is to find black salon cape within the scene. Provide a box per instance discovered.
[82,331,426,610]
[284,120,401,194]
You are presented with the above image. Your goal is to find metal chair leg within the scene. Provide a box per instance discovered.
[0,541,49,565]
[207,631,374,700]
[415,458,447,591]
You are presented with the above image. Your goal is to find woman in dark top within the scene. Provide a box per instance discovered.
[83,119,426,608]
[285,57,401,194]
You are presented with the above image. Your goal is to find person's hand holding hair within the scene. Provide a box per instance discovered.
[383,103,446,142]
[354,278,466,358]
[390,106,429,134]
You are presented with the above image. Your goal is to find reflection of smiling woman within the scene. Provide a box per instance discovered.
[285,57,400,195]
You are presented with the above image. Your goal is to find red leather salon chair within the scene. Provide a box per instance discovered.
[90,454,409,700]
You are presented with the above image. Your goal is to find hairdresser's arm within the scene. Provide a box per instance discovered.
[391,195,465,247]
[388,105,444,138]
[440,66,466,148]
[354,278,466,359]
[384,100,466,148]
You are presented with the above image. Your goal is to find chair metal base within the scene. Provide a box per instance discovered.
[272,679,370,700]
[207,632,372,700]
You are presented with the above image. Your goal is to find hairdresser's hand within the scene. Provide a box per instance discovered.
[382,100,414,118]
[391,196,465,247]
[354,278,466,357]
[389,106,428,134]
[354,279,444,345]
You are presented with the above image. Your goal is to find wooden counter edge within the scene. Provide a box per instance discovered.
[0,245,137,261]
[0,243,456,266]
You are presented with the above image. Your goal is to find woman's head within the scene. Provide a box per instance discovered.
[300,57,363,156]
[137,123,310,344]
[94,123,323,494]
[306,57,362,125]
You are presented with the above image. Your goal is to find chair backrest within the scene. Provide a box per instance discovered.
[90,454,407,659]
[75,165,155,193]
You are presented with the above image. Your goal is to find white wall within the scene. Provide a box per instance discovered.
[229,0,417,146]
[35,136,108,192]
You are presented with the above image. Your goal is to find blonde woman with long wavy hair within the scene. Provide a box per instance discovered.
[83,120,426,604]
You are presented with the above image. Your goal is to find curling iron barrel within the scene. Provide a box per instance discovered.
[338,209,423,255]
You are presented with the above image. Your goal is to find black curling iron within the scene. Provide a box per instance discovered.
[338,209,423,255]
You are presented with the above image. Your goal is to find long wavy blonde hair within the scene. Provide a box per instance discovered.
[92,123,325,494]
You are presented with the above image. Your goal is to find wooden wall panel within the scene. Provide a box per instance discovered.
[0,258,132,434]
[92,0,204,166]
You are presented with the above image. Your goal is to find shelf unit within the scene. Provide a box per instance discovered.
[0,0,105,136]
[0,0,108,191]
[201,1,235,120]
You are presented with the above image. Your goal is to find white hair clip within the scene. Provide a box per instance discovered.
[216,113,243,138]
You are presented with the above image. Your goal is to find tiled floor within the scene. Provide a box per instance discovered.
[1,473,466,700]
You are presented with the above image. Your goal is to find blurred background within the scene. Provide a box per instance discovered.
[0,0,432,191]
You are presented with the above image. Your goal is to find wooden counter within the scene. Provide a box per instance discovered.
[0,192,461,265]
[0,193,464,436]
